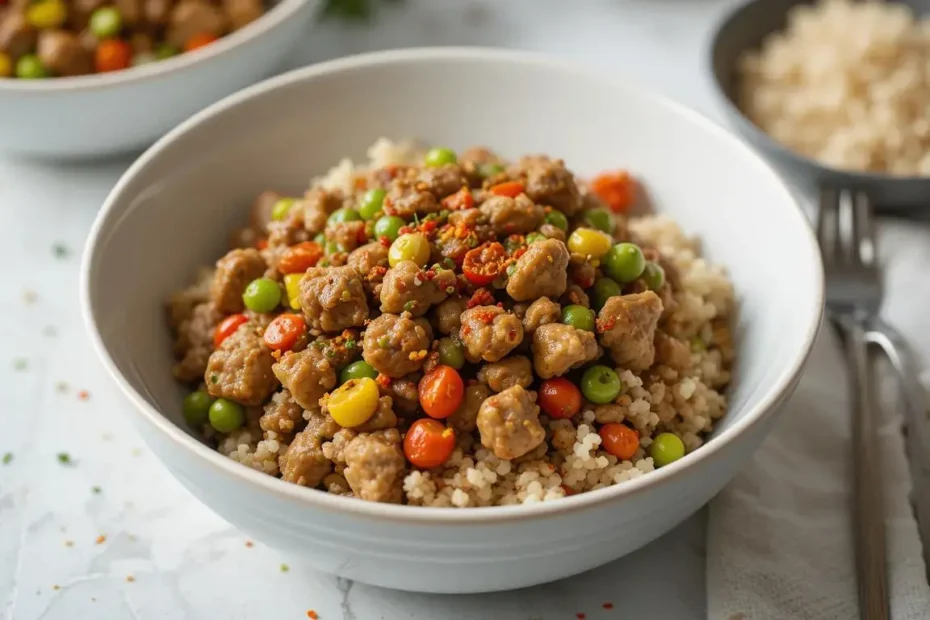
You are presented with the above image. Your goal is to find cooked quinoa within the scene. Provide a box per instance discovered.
[166,139,734,507]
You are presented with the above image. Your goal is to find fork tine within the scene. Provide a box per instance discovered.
[837,188,857,266]
[853,190,877,268]
[817,187,839,266]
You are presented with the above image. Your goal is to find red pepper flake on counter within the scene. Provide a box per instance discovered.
[602,602,615,610]
[575,613,586,620]
[77,390,90,401]
[245,540,254,548]
[306,611,319,619]
[95,535,106,545]
[125,575,135,583]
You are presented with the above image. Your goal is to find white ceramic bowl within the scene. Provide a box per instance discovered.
[81,48,823,594]
[0,0,316,159]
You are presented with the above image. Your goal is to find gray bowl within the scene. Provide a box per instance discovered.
[708,0,930,211]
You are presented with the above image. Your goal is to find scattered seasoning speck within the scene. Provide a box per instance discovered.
[279,563,289,573]
[52,585,60,591]
[576,614,586,620]
[306,611,318,619]
[125,575,135,583]
[95,535,106,545]
[101,433,113,441]
[64,540,74,547]
[130,448,142,457]
[12,358,27,371]
[602,602,614,610]
[55,382,69,393]
[22,289,37,305]
[52,243,71,259]
[57,452,72,464]
[91,598,96,602]
[77,390,90,401]
[91,486,101,494]
[42,325,57,337]
[128,534,137,541]
[244,540,254,548]
[2,453,12,465]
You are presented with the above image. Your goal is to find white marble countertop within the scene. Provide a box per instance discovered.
[0,1,849,618]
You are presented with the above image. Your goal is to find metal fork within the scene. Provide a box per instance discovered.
[817,188,889,620]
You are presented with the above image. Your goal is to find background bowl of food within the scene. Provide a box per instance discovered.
[0,0,317,158]
[710,0,930,209]
[81,48,823,593]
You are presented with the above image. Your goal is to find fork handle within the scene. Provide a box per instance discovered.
[840,318,890,620]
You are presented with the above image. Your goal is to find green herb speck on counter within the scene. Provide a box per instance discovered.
[57,452,72,464]
[2,453,12,465]
[52,243,71,259]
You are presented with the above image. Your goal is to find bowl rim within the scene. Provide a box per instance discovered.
[81,46,825,525]
[706,0,930,186]
[0,0,312,93]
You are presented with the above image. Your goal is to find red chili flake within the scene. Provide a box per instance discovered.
[306,611,319,619]
[602,602,615,610]
[421,220,438,234]
[596,317,616,333]
[561,484,574,495]
[379,236,391,247]
[255,238,268,250]
[512,246,527,261]
[398,226,414,235]
[356,227,369,245]
[474,310,496,324]
[244,540,254,548]
[466,288,495,309]
[441,186,474,211]
[375,373,392,389]
[77,390,90,401]
[508,329,516,340]
[576,614,586,620]
[95,535,106,545]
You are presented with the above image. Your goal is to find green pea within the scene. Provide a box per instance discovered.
[477,162,504,178]
[242,277,281,313]
[650,432,685,467]
[271,197,296,221]
[424,147,457,167]
[325,241,345,255]
[154,43,179,60]
[437,337,465,369]
[526,232,546,244]
[373,215,405,242]
[358,188,386,220]
[561,304,595,332]
[182,390,214,426]
[328,208,361,224]
[603,243,645,284]
[591,277,622,311]
[544,210,569,231]
[583,208,612,233]
[340,360,378,384]
[16,54,47,79]
[208,398,245,433]
[89,6,122,38]
[642,261,666,290]
[581,365,622,404]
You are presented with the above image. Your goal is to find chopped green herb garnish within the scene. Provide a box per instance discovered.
[280,563,290,572]
[91,486,101,494]
[210,375,218,384]
[403,300,416,312]
[57,452,72,464]
[2,453,12,465]
[52,243,71,259]
[345,338,357,350]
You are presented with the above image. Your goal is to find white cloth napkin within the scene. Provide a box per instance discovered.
[706,220,930,620]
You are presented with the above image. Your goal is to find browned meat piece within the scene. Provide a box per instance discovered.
[593,403,626,424]
[343,429,406,503]
[513,156,582,215]
[304,409,341,441]
[597,291,664,371]
[362,313,432,378]
[114,0,142,25]
[384,175,439,217]
[448,383,490,433]
[380,376,419,416]
[222,0,262,29]
[205,323,277,405]
[272,348,337,411]
[537,223,566,242]
[460,147,503,186]
[279,429,331,488]
[259,390,304,439]
[520,297,561,336]
[561,284,590,308]
[379,261,455,316]
[265,220,310,253]
[249,190,281,235]
[211,248,266,314]
[144,0,174,24]
[292,187,344,235]
[479,194,544,236]
[432,296,467,335]
[459,306,523,363]
[166,268,213,328]
[166,0,226,49]
[654,331,691,372]
[68,0,106,29]
[531,323,599,379]
[448,208,484,228]
[354,396,398,432]
[172,301,221,382]
[476,385,545,460]
[568,256,596,289]
[326,221,366,253]
[37,30,93,76]
[129,33,154,54]
[310,331,360,369]
[0,13,36,60]
[506,239,569,301]
[347,242,389,276]
[477,356,533,392]
[323,472,351,495]
[298,266,368,333]
[416,164,468,199]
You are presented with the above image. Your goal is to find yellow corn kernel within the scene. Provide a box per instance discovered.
[0,53,12,78]
[567,228,612,259]
[327,377,379,428]
[26,0,68,29]
[283,274,302,310]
